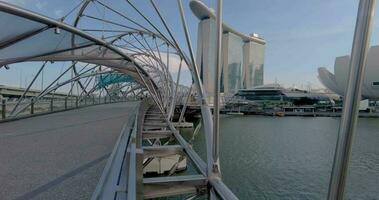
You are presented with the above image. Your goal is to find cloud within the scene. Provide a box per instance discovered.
[35,0,47,10]
[3,0,48,11]
[159,52,189,73]
[54,9,63,17]
[128,51,192,86]
[2,0,27,6]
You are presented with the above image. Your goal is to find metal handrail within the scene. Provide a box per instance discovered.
[0,97,130,121]
[328,0,376,199]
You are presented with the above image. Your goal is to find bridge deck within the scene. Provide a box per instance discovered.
[0,102,138,200]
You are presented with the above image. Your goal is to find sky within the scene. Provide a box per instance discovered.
[1,0,379,90]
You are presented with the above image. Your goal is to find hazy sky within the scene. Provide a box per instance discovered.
[1,0,379,89]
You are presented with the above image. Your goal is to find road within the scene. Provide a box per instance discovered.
[0,102,138,200]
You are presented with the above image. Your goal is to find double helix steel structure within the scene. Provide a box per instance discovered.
[0,0,235,199]
[0,0,376,199]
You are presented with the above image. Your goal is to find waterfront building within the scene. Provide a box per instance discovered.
[190,0,266,102]
[318,45,379,100]
[234,84,331,106]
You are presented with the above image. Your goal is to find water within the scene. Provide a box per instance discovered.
[189,116,379,200]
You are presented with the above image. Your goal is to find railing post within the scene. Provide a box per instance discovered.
[64,97,68,110]
[328,0,376,199]
[212,0,223,177]
[84,97,87,106]
[2,99,6,119]
[93,95,95,105]
[76,96,78,108]
[30,99,34,115]
[50,98,53,112]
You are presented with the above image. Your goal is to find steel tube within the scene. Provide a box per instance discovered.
[328,0,376,199]
[178,85,192,124]
[169,59,183,120]
[0,1,160,93]
[212,0,223,175]
[127,115,138,200]
[177,0,214,177]
[9,62,46,116]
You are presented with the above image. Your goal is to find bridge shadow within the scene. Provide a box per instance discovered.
[15,153,110,200]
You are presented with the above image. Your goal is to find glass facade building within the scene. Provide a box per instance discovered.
[222,32,244,94]
[195,18,266,101]
[243,41,265,89]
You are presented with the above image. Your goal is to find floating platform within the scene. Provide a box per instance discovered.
[226,112,244,116]
[172,122,193,128]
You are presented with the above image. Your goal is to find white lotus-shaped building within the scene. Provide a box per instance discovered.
[318,45,379,100]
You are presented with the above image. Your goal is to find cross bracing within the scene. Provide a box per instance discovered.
[1,0,373,199]
[0,0,236,199]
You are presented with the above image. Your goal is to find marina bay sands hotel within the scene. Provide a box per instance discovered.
[191,0,266,101]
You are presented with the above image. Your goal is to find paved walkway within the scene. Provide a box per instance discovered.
[0,102,138,200]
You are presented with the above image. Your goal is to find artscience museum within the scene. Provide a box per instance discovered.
[318,45,379,100]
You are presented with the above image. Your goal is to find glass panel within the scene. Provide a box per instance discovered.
[0,12,45,42]
[95,73,134,89]
[0,28,92,61]
[223,32,243,94]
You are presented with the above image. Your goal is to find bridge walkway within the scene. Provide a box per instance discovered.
[92,103,207,199]
[0,102,138,200]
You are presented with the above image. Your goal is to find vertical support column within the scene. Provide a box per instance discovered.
[212,0,223,175]
[328,0,376,199]
[178,85,193,124]
[177,0,214,178]
[30,99,34,115]
[2,99,6,119]
[50,98,53,112]
[169,59,183,121]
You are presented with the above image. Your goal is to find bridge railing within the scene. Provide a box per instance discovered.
[0,96,131,122]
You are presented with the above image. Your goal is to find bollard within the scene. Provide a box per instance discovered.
[1,99,6,119]
[50,98,53,112]
[30,99,34,115]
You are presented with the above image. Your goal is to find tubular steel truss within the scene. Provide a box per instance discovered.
[0,0,236,199]
[1,0,373,199]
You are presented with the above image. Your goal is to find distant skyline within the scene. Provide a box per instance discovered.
[2,0,379,90]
